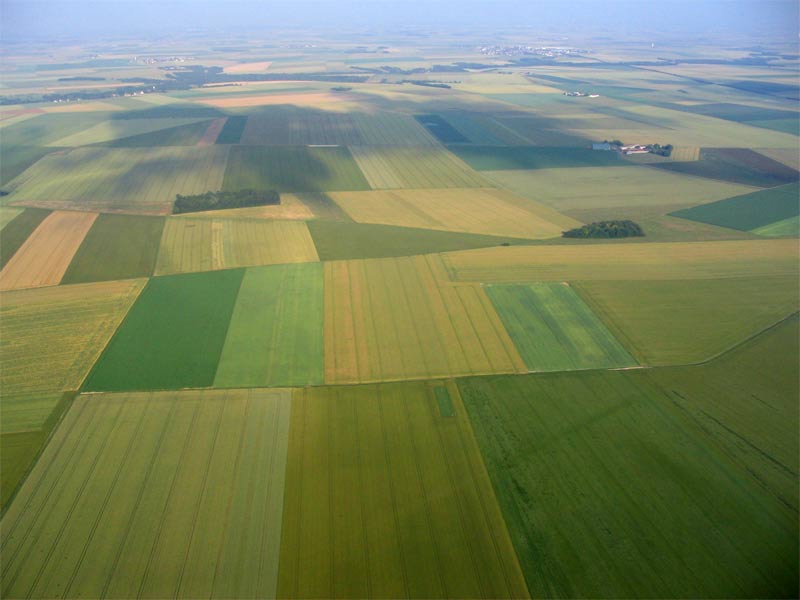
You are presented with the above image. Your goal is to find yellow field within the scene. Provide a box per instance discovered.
[349,146,487,189]
[0,211,97,291]
[0,279,146,397]
[155,217,319,275]
[196,92,348,108]
[324,255,526,384]
[441,239,800,283]
[174,193,315,220]
[279,382,530,599]
[328,188,580,239]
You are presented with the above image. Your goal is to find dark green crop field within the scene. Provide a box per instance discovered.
[83,269,244,391]
[61,213,165,284]
[215,115,248,144]
[222,145,370,192]
[671,182,800,232]
[98,119,214,147]
[460,316,799,598]
[450,145,625,170]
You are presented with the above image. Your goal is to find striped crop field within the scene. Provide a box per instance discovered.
[47,117,213,146]
[214,263,324,388]
[485,283,636,372]
[83,269,244,392]
[328,188,580,239]
[441,239,799,283]
[324,255,526,384]
[154,217,318,276]
[1,388,292,599]
[459,320,798,598]
[222,146,370,193]
[0,211,97,292]
[349,146,487,189]
[238,111,437,146]
[574,275,799,365]
[279,381,530,599]
[5,146,230,214]
[0,278,146,406]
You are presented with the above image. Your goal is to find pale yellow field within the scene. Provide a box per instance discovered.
[329,187,579,238]
[196,92,348,108]
[155,217,319,275]
[0,279,146,397]
[175,193,315,220]
[442,239,800,283]
[223,60,273,73]
[324,254,526,384]
[0,211,97,291]
[49,118,210,147]
[39,102,124,113]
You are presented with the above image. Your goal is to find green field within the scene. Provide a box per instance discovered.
[0,113,110,147]
[279,382,529,599]
[0,146,57,187]
[214,263,324,388]
[238,110,437,146]
[0,388,292,599]
[486,283,636,372]
[99,119,216,147]
[575,275,799,365]
[49,117,212,146]
[215,115,247,144]
[308,220,534,260]
[753,215,800,237]
[0,208,50,269]
[460,318,798,597]
[0,208,23,231]
[450,146,626,171]
[670,182,800,232]
[437,112,531,145]
[5,146,230,214]
[83,269,244,391]
[222,145,370,193]
[61,214,165,284]
[485,166,755,211]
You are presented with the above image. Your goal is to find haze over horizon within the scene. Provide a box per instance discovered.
[2,0,798,41]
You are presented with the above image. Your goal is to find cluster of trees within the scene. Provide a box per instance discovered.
[563,220,644,239]
[650,143,673,157]
[173,189,279,215]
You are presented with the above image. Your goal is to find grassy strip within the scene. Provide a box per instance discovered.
[214,263,324,387]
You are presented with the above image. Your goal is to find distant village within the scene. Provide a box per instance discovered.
[563,91,600,98]
[478,45,588,58]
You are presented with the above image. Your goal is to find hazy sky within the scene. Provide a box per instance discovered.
[2,0,798,41]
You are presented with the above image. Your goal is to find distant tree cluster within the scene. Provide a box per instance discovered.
[563,220,644,239]
[649,143,674,157]
[173,189,280,215]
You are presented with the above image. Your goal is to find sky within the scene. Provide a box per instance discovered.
[1,0,798,41]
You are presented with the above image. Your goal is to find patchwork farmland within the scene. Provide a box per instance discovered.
[0,24,797,600]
